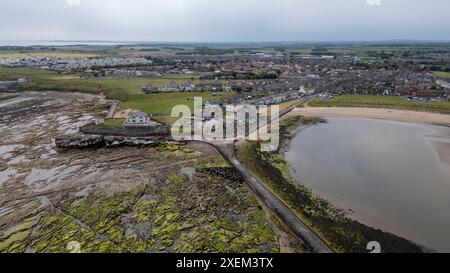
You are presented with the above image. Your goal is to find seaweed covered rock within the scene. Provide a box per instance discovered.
[199,167,244,182]
[55,133,105,149]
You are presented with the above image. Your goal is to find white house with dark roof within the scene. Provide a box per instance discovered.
[124,111,159,127]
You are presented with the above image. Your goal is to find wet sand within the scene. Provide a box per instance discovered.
[289,107,450,126]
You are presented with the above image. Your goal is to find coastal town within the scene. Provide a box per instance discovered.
[1,45,449,106]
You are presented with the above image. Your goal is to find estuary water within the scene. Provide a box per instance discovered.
[286,118,450,252]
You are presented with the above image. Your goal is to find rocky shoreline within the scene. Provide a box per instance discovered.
[1,92,280,253]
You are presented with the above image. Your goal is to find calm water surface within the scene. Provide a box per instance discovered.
[286,118,450,252]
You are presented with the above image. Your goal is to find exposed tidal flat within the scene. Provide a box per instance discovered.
[0,92,279,253]
[286,117,450,252]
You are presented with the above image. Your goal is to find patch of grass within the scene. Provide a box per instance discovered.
[0,67,235,120]
[152,116,179,125]
[278,98,305,112]
[309,95,450,114]
[46,75,81,81]
[196,158,230,168]
[103,118,125,127]
[280,116,326,138]
[0,51,24,58]
[0,67,63,80]
[434,71,450,79]
[155,144,202,159]
[123,92,229,117]
[82,77,202,96]
[0,67,128,100]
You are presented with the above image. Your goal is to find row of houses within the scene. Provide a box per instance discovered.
[0,56,154,73]
[143,81,233,93]
[103,69,161,78]
[397,84,447,98]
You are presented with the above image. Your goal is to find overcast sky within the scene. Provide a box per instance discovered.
[1,0,449,42]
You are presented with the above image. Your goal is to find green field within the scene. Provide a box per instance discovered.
[0,67,128,100]
[309,95,450,114]
[434,71,450,79]
[123,92,228,123]
[0,67,204,97]
[2,43,449,59]
[103,118,125,127]
[0,67,234,123]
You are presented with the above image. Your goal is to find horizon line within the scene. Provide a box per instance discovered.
[1,39,450,46]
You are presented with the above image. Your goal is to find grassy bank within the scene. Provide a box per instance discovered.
[0,67,130,101]
[434,71,450,79]
[103,118,125,127]
[309,95,450,114]
[0,67,233,123]
[235,116,423,253]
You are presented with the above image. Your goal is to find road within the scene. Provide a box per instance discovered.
[106,100,119,119]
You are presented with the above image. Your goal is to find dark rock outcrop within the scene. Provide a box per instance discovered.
[199,167,244,182]
[80,124,170,137]
[0,160,7,172]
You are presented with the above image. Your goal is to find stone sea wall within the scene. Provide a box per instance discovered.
[80,124,170,137]
[55,133,181,149]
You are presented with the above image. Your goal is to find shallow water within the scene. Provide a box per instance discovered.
[286,118,450,252]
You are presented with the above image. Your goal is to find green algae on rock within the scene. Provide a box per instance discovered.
[1,141,279,253]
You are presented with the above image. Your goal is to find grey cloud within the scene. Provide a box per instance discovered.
[0,0,449,42]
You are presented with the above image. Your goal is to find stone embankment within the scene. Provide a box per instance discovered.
[199,167,244,182]
[55,133,180,149]
[80,124,170,137]
[55,122,175,149]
